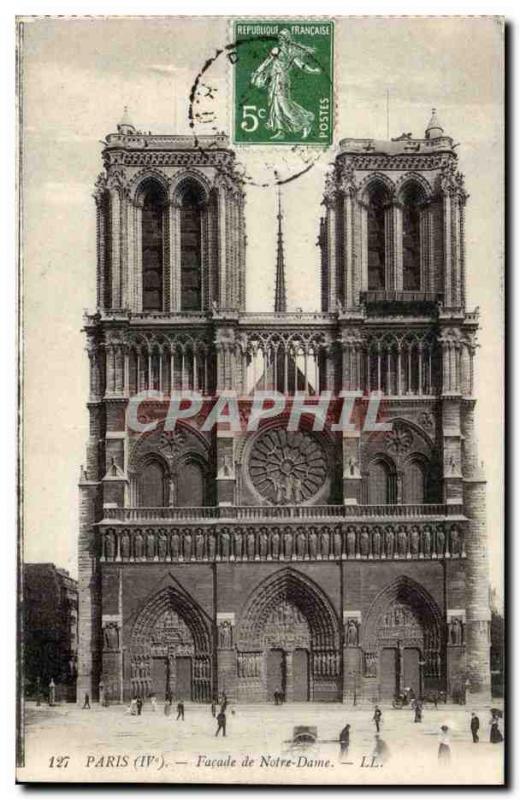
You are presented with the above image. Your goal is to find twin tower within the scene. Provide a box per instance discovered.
[78,110,490,706]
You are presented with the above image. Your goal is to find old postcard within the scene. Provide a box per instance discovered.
[17,15,504,785]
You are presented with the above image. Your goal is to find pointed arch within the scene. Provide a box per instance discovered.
[362,574,443,650]
[238,568,340,650]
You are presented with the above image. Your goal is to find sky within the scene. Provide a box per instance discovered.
[20,16,504,599]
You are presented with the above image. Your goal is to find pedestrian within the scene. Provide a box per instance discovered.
[373,705,382,732]
[211,698,217,717]
[130,697,137,715]
[82,693,91,710]
[373,734,390,764]
[164,698,171,716]
[136,696,143,716]
[150,694,157,712]
[220,693,228,713]
[490,716,503,743]
[339,723,350,761]
[470,712,480,743]
[274,690,280,705]
[414,701,422,723]
[216,709,226,737]
[176,700,185,720]
[438,725,451,764]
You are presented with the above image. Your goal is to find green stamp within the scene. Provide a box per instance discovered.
[233,20,334,146]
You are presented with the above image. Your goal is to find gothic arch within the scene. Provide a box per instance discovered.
[130,585,212,701]
[170,171,211,206]
[395,172,433,203]
[237,568,340,650]
[128,169,170,205]
[362,574,443,651]
[358,172,396,202]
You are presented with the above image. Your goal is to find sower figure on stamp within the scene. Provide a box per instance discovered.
[216,709,226,737]
[251,29,320,141]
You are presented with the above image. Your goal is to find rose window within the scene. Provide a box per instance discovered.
[248,429,327,505]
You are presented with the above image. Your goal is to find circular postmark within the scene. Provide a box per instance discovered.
[188,29,334,188]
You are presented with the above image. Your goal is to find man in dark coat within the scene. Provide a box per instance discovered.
[373,705,382,732]
[470,712,480,743]
[339,723,350,761]
[176,701,185,720]
[136,696,143,716]
[82,693,91,709]
[216,709,226,737]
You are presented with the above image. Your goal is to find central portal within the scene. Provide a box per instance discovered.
[266,648,286,699]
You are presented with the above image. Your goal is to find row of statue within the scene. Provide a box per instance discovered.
[237,653,262,678]
[312,651,340,677]
[102,524,464,562]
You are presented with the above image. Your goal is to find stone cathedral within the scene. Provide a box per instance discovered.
[78,109,491,705]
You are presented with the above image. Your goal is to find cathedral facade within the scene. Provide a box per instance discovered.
[78,110,491,705]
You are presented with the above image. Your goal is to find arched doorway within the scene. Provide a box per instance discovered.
[362,577,443,701]
[237,569,340,703]
[130,587,212,702]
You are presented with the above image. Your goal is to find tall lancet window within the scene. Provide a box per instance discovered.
[180,184,203,311]
[402,186,422,291]
[367,187,387,291]
[142,183,166,311]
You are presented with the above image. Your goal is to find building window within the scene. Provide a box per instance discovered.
[138,460,167,507]
[368,457,397,505]
[367,187,387,291]
[180,185,203,311]
[142,184,166,311]
[404,458,427,504]
[402,187,422,291]
[177,459,205,506]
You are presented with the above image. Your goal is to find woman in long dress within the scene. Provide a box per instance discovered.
[438,725,451,764]
[490,716,503,743]
[251,29,321,140]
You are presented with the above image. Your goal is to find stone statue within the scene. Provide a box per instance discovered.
[283,527,293,559]
[436,526,445,557]
[221,528,230,560]
[360,527,369,558]
[234,529,243,560]
[296,528,307,559]
[333,526,342,558]
[271,528,280,559]
[410,526,420,556]
[104,623,119,650]
[183,529,192,560]
[170,530,180,560]
[246,528,256,560]
[146,531,155,560]
[385,527,394,559]
[309,528,318,559]
[134,531,144,560]
[397,526,407,557]
[157,531,168,560]
[218,621,233,649]
[422,526,431,557]
[195,528,205,560]
[346,527,356,558]
[320,528,330,558]
[450,526,460,556]
[104,532,115,560]
[372,527,381,558]
[259,528,268,558]
[207,533,216,560]
[449,617,463,645]
[346,619,358,647]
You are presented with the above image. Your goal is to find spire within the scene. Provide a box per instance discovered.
[425,107,444,139]
[274,187,287,313]
[117,105,136,135]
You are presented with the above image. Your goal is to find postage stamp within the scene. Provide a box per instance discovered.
[233,20,334,146]
[15,13,504,788]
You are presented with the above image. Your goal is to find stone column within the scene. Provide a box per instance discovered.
[77,473,101,703]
